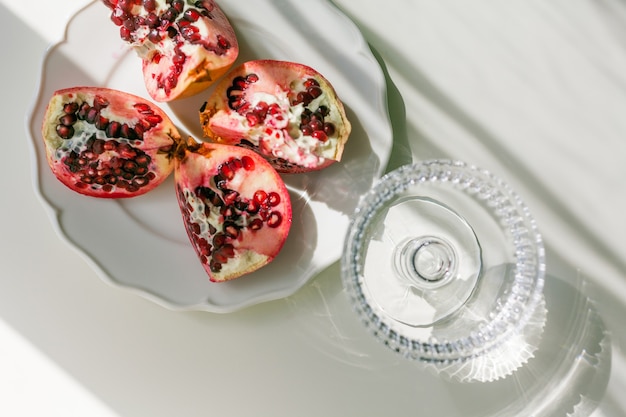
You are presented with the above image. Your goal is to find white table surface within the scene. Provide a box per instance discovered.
[1,1,625,416]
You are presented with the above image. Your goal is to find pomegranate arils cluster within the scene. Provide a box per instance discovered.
[103,0,239,101]
[200,60,352,173]
[178,156,284,274]
[175,143,292,282]
[63,135,156,193]
[42,87,178,198]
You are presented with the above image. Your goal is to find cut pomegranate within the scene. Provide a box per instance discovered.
[199,60,351,173]
[102,0,239,102]
[41,87,179,198]
[175,140,292,282]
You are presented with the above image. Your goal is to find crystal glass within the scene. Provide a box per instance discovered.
[341,160,546,369]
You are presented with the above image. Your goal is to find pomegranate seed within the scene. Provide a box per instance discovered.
[267,192,281,207]
[308,119,323,131]
[249,219,263,230]
[241,156,255,171]
[181,25,200,39]
[213,233,226,248]
[224,223,239,239]
[304,78,320,89]
[295,91,312,105]
[143,0,156,12]
[77,102,90,120]
[210,261,222,273]
[167,26,178,38]
[145,12,159,28]
[123,17,136,31]
[59,114,77,126]
[184,9,202,22]
[172,49,186,65]
[233,76,247,89]
[312,130,328,142]
[323,122,335,136]
[95,116,110,130]
[93,95,109,110]
[110,13,124,26]
[147,29,161,43]
[135,154,151,166]
[246,113,261,126]
[86,108,99,124]
[63,102,79,114]
[246,200,260,214]
[92,139,106,154]
[56,124,74,139]
[308,86,322,99]
[300,125,313,136]
[172,0,185,13]
[133,102,151,113]
[219,164,235,180]
[267,212,283,228]
[123,160,138,173]
[223,190,239,206]
[105,121,121,138]
[217,35,230,49]
[117,0,133,13]
[120,26,132,41]
[254,190,267,204]
[144,114,163,126]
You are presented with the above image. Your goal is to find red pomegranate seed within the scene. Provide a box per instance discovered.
[267,212,282,228]
[323,122,335,136]
[254,190,267,204]
[312,130,328,142]
[63,102,79,114]
[184,9,202,22]
[308,86,322,99]
[249,219,263,230]
[304,78,320,89]
[246,113,261,126]
[241,156,255,171]
[143,0,156,12]
[56,124,74,139]
[267,192,281,207]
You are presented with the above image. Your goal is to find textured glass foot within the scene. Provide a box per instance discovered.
[342,160,545,367]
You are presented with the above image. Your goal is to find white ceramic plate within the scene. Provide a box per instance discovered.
[27,0,392,312]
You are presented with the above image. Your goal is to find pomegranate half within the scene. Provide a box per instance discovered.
[199,60,351,173]
[175,140,292,282]
[102,0,239,102]
[41,87,179,198]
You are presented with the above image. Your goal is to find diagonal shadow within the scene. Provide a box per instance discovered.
[330,2,626,278]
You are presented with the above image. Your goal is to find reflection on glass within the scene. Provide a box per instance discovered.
[341,160,546,365]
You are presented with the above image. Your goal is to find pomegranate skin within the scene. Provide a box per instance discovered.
[103,0,239,102]
[199,60,351,173]
[41,87,179,198]
[175,141,292,282]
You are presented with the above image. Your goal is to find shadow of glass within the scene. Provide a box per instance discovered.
[441,273,611,416]
[286,264,611,416]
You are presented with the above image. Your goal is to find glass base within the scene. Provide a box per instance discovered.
[342,160,545,363]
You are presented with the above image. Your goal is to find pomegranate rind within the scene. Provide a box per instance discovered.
[104,0,239,102]
[175,141,292,282]
[41,86,179,198]
[199,59,351,173]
